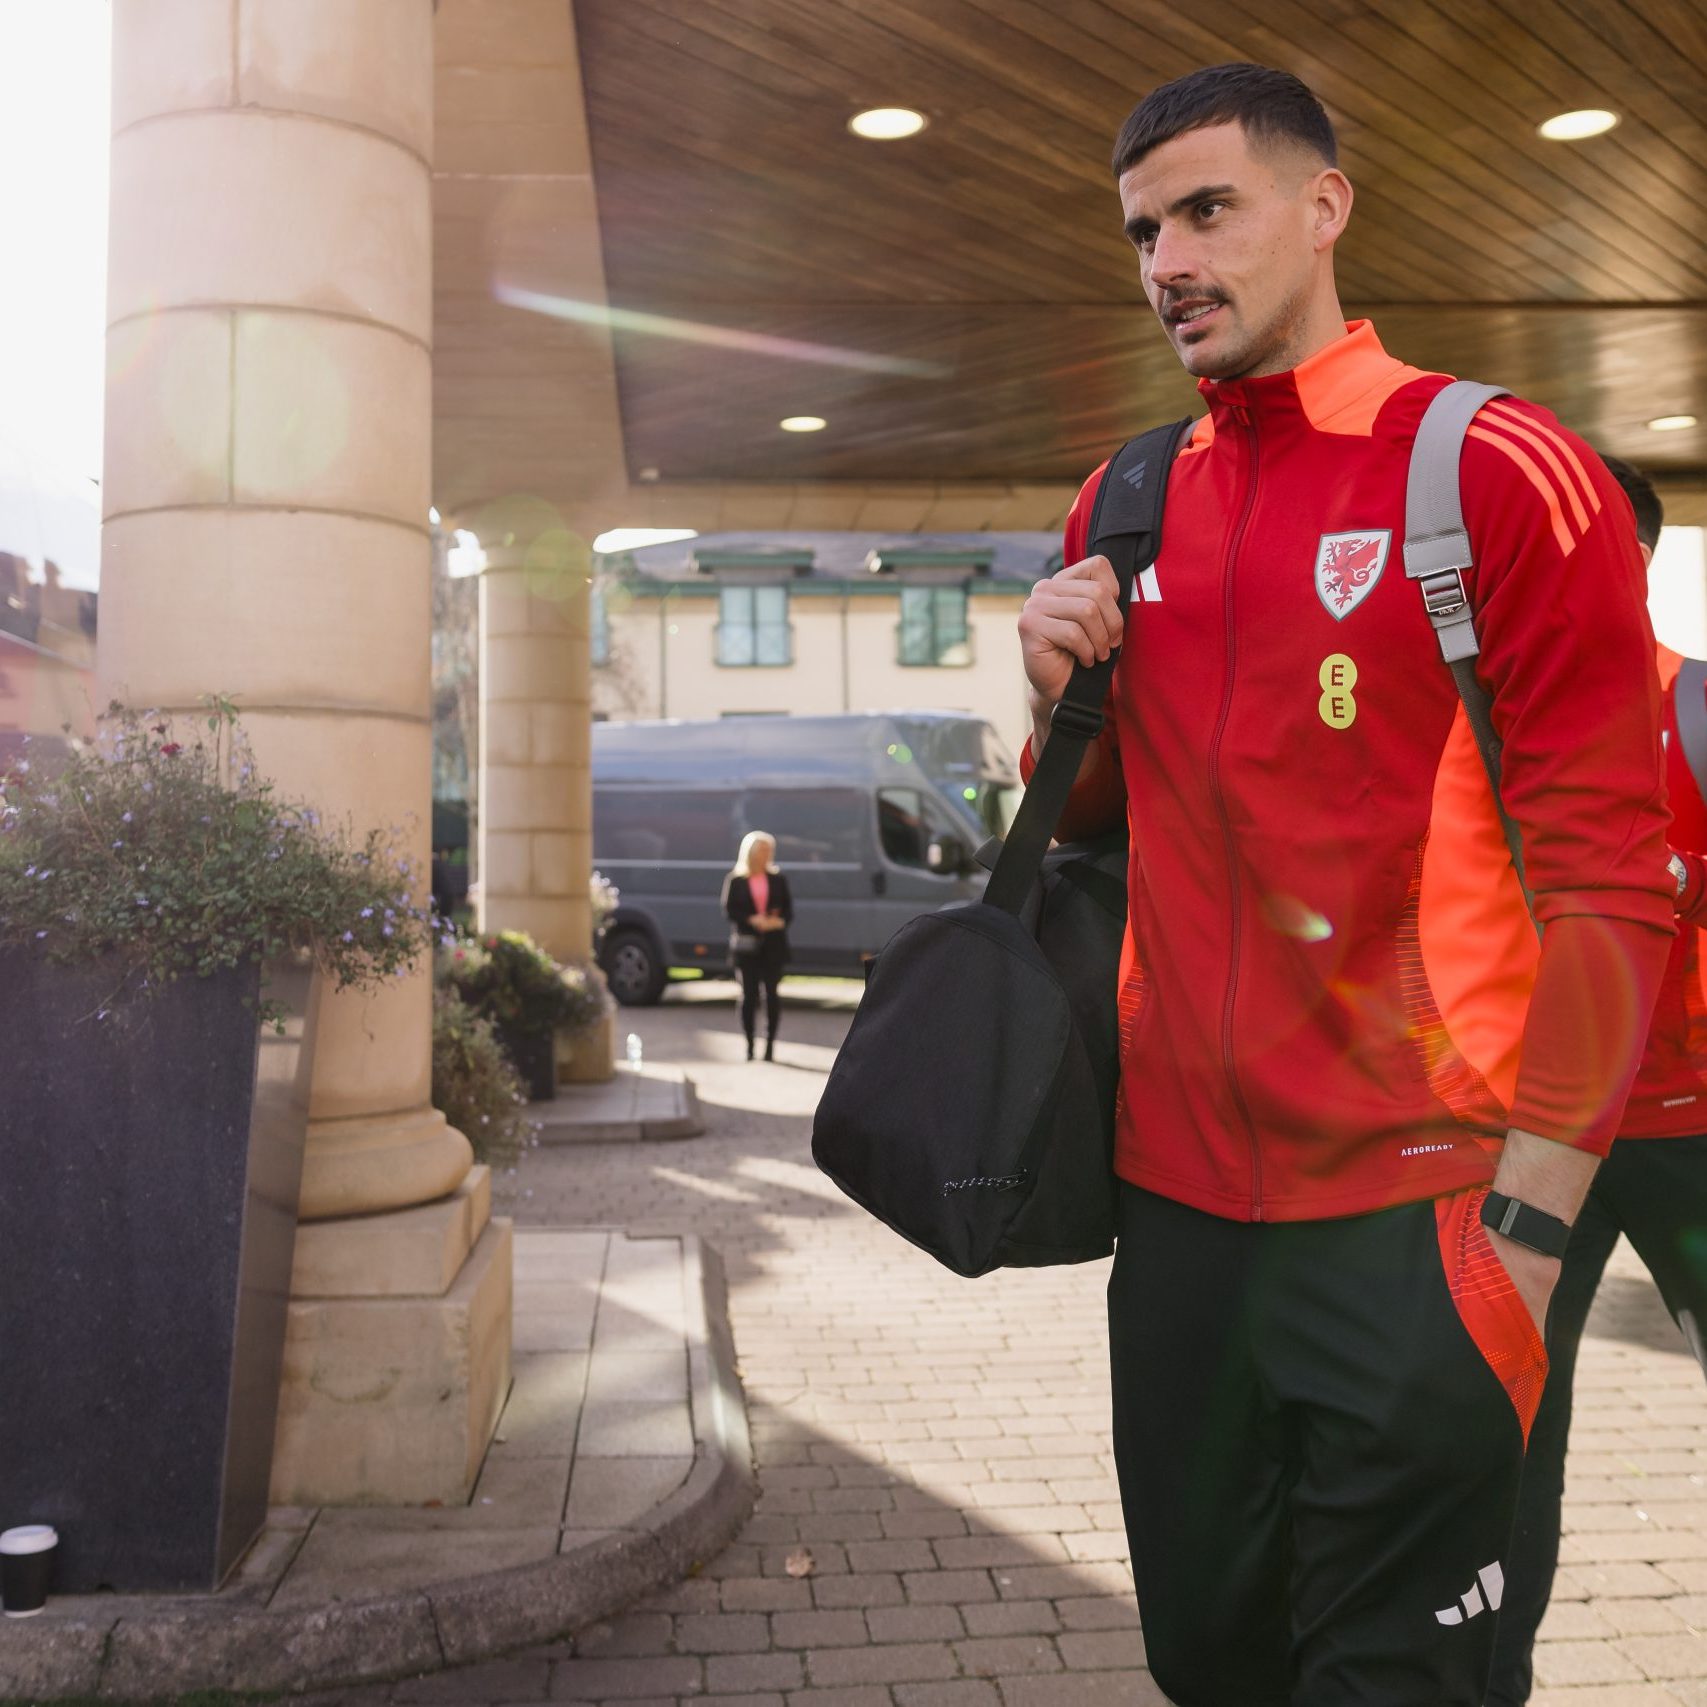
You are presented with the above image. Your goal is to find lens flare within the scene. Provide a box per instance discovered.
[492,285,948,379]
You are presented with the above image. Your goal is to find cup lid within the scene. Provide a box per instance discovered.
[0,1526,58,1555]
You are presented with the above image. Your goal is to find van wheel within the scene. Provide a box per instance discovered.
[603,929,667,1006]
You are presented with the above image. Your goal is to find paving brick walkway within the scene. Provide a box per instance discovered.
[332,980,1707,1707]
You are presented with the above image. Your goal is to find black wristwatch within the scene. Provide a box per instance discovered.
[1481,1191,1572,1260]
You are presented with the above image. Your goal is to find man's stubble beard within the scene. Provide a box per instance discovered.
[1164,273,1315,383]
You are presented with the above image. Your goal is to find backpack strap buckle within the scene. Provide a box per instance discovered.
[1413,565,1479,664]
[1049,699,1106,741]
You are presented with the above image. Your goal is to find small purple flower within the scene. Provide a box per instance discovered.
[383,924,393,937]
[16,760,27,774]
[24,864,34,877]
[360,906,374,918]
[34,930,46,940]
[135,894,150,906]
[342,930,354,943]
[112,840,123,849]
[121,812,132,824]
[36,868,52,880]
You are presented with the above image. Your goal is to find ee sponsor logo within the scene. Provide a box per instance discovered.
[1318,653,1357,729]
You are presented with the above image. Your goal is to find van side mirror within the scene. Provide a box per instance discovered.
[927,833,970,875]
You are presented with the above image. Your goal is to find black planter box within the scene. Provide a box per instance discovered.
[0,950,319,1593]
[496,1020,558,1101]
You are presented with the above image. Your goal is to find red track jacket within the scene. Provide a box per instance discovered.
[1622,648,1707,1137]
[1028,320,1673,1221]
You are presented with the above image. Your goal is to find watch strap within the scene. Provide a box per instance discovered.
[1481,1190,1572,1260]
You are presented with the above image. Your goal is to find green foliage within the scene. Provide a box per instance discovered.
[436,928,609,1035]
[430,988,533,1167]
[0,702,429,1020]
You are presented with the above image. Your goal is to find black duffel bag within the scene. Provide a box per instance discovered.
[810,418,1189,1277]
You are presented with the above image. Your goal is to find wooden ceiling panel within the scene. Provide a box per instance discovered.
[612,303,1707,484]
[562,0,1707,487]
[578,0,1707,306]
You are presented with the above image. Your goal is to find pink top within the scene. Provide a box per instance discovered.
[748,872,769,917]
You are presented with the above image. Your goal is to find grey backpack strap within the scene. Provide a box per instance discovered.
[1404,380,1537,919]
[1676,659,1707,806]
[1405,380,1510,665]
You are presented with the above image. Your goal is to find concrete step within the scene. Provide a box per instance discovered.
[533,1065,703,1144]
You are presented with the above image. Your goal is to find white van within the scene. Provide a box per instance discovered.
[593,711,1022,1004]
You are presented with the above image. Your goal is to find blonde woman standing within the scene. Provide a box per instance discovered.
[720,830,793,1061]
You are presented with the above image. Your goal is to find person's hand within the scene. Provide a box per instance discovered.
[1018,555,1123,709]
[1486,1231,1559,1337]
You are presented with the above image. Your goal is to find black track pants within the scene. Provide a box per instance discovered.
[1108,1183,1544,1707]
[1486,1132,1707,1706]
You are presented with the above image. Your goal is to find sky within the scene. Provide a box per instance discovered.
[0,1,110,588]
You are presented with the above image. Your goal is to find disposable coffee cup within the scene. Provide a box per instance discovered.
[1,1526,58,1616]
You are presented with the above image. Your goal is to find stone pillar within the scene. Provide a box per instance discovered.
[98,0,509,1504]
[476,515,614,1083]
[433,0,627,1083]
[477,519,593,963]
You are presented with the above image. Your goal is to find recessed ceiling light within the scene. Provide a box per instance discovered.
[1648,413,1698,432]
[1538,108,1619,141]
[849,107,927,141]
[780,416,827,433]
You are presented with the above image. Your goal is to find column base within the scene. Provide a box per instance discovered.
[298,1103,474,1222]
[557,1009,615,1085]
[270,1207,513,1507]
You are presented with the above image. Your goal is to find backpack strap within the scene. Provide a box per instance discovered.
[1404,379,1537,918]
[1675,659,1707,807]
[985,416,1193,916]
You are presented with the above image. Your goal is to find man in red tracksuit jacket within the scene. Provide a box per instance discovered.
[1018,65,1673,1704]
[1489,462,1707,1703]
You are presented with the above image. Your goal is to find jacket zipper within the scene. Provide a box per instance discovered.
[1211,402,1264,1218]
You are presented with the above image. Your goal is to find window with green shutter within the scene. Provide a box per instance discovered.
[897,584,972,667]
[716,584,792,666]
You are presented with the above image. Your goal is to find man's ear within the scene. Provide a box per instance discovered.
[1310,167,1354,253]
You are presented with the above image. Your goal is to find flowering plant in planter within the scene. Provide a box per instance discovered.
[0,700,430,1023]
[430,987,534,1168]
[0,700,437,1595]
[436,929,609,1035]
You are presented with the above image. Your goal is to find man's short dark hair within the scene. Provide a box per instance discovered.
[1112,63,1337,179]
[1598,452,1665,551]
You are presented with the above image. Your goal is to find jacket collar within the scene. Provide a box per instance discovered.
[1196,320,1410,434]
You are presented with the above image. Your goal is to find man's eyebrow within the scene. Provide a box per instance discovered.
[1123,184,1237,242]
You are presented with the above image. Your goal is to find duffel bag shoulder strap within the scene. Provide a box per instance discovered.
[985,415,1193,916]
[1403,379,1538,924]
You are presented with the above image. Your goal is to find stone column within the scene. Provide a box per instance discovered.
[476,518,593,962]
[433,0,626,1081]
[98,0,509,1504]
[476,515,614,1081]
